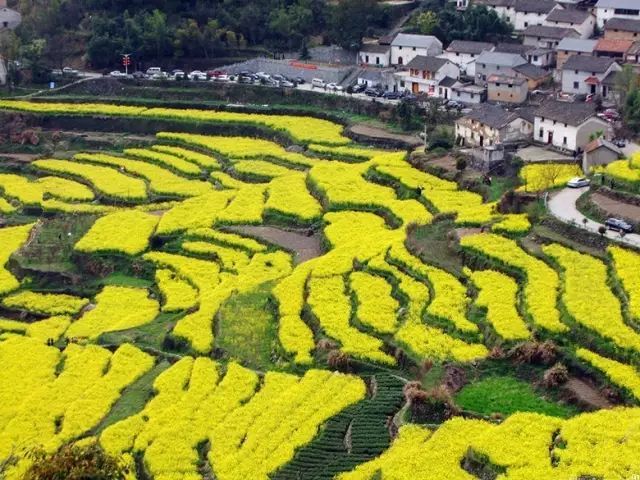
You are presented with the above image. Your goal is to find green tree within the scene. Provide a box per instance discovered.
[624,88,640,134]
[615,64,640,109]
[329,0,386,50]
[416,11,438,35]
[23,444,127,480]
[141,9,172,60]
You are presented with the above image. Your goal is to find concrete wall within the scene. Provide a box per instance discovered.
[583,147,620,171]
[596,7,640,29]
[488,82,528,103]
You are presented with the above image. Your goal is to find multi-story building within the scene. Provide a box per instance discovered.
[604,17,640,41]
[441,40,494,77]
[555,38,598,71]
[595,0,640,30]
[513,0,557,31]
[390,34,443,66]
[394,56,460,95]
[543,7,596,38]
[595,38,634,59]
[523,25,580,50]
[358,44,391,67]
[534,100,610,152]
[0,0,21,30]
[487,74,529,103]
[455,103,533,146]
[475,51,528,85]
[561,55,621,97]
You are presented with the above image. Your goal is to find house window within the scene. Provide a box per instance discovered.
[376,57,380,65]
[539,128,544,138]
[366,55,370,63]
[456,52,460,56]
[400,81,405,87]
[563,136,567,145]
[533,56,538,61]
[471,93,475,99]
[525,22,529,27]
[413,47,416,51]
[497,65,500,70]
[573,81,579,89]
[575,70,579,74]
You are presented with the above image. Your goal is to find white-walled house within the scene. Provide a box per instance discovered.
[390,34,443,66]
[555,38,598,71]
[451,83,487,103]
[358,44,391,67]
[475,51,527,85]
[544,7,595,38]
[0,1,21,30]
[394,56,460,96]
[561,55,621,97]
[479,0,517,24]
[513,0,557,31]
[534,101,610,152]
[455,103,533,147]
[523,25,580,50]
[595,0,640,30]
[442,40,494,77]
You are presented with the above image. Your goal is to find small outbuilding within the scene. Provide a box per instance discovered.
[582,138,623,172]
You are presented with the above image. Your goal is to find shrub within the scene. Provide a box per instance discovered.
[509,340,558,366]
[542,363,570,388]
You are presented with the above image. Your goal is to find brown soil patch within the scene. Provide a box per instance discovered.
[454,227,482,239]
[349,124,422,147]
[562,377,612,411]
[0,153,39,163]
[591,192,640,223]
[227,226,323,264]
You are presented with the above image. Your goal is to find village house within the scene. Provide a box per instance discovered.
[513,0,557,31]
[475,51,527,85]
[625,41,640,63]
[390,34,443,66]
[523,25,580,50]
[561,55,621,97]
[451,83,487,103]
[534,101,610,152]
[487,74,529,104]
[583,138,623,172]
[358,43,391,67]
[555,38,598,71]
[595,0,640,30]
[595,38,634,59]
[513,63,552,89]
[441,40,494,77]
[455,103,533,147]
[604,17,640,41]
[437,76,459,100]
[394,56,460,96]
[476,0,517,25]
[543,7,595,39]
[0,0,21,30]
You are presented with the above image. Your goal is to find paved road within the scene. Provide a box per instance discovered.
[547,187,640,248]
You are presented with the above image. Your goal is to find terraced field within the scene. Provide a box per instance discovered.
[0,100,639,479]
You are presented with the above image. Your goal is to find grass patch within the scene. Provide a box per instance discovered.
[455,376,577,418]
[487,176,519,202]
[406,219,463,275]
[101,272,154,288]
[216,281,279,370]
[98,312,181,351]
[94,359,171,434]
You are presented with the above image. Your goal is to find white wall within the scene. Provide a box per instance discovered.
[561,64,621,95]
[515,11,548,31]
[596,7,640,29]
[358,51,390,67]
[544,13,595,38]
[442,52,481,76]
[391,44,442,66]
[534,116,609,151]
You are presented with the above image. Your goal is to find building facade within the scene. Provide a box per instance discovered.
[390,34,443,66]
[561,55,621,97]
[595,0,640,29]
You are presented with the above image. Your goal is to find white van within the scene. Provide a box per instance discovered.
[146,67,162,76]
[311,78,326,89]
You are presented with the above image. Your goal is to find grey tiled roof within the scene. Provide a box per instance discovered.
[513,63,551,80]
[487,74,528,86]
[462,103,532,128]
[359,44,390,54]
[562,54,617,73]
[494,43,535,55]
[405,55,448,71]
[523,25,580,40]
[545,7,592,24]
[604,17,640,33]
[556,38,598,53]
[514,0,556,14]
[534,100,600,126]
[476,51,528,67]
[596,0,640,8]
[446,40,494,55]
[439,76,458,87]
[391,34,442,50]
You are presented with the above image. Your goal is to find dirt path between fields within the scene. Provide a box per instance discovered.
[0,153,39,163]
[227,226,323,264]
[562,378,612,411]
[591,192,640,223]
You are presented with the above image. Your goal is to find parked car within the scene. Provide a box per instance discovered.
[279,80,295,88]
[382,91,402,100]
[62,66,79,76]
[326,83,344,92]
[188,70,207,81]
[295,77,305,84]
[364,87,382,97]
[132,71,146,80]
[613,138,627,148]
[605,218,634,234]
[352,83,367,93]
[214,74,229,82]
[311,78,326,89]
[109,70,127,78]
[146,67,162,76]
[567,177,590,188]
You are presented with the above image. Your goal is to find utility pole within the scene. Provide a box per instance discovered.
[121,53,132,75]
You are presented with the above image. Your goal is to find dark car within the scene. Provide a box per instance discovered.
[352,83,367,93]
[382,91,402,100]
[295,77,305,84]
[364,87,382,97]
[605,218,634,234]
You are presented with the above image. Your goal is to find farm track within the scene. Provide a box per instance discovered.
[227,225,323,263]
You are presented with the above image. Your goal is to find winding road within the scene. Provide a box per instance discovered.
[547,187,640,248]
